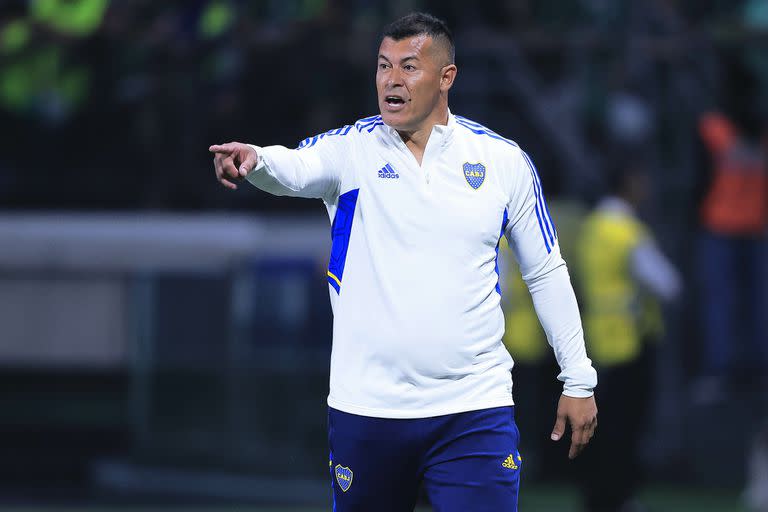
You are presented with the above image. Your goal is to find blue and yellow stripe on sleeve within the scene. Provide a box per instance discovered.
[327,188,360,293]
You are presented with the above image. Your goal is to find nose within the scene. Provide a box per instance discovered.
[387,67,403,88]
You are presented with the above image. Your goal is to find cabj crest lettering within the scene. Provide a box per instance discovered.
[463,162,486,189]
[335,464,354,492]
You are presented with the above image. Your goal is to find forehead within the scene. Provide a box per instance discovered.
[378,34,432,59]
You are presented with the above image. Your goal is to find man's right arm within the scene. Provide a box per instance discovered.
[210,130,347,202]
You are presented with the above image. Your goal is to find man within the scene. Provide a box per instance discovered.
[694,112,767,399]
[210,12,597,511]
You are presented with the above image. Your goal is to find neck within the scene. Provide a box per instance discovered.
[396,102,449,154]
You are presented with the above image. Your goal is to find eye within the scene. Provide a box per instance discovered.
[378,63,389,70]
[404,64,416,71]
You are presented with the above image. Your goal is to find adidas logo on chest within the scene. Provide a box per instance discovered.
[377,163,399,179]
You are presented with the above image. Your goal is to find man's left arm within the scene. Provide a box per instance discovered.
[505,149,597,459]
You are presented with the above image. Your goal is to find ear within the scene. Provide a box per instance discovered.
[440,64,457,93]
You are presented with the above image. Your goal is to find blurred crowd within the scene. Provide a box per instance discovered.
[0,0,383,209]
[1,0,767,209]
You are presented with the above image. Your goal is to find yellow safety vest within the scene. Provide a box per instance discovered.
[576,210,663,367]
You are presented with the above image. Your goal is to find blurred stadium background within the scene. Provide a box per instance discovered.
[1,0,767,510]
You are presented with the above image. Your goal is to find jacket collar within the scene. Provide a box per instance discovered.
[378,109,457,148]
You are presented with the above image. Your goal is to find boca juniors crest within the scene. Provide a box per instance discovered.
[463,162,486,189]
[335,464,354,492]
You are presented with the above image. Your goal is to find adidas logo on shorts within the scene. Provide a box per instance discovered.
[502,453,521,470]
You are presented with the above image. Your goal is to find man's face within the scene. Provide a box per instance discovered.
[376,34,449,132]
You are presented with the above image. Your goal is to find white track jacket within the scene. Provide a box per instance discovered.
[246,112,597,418]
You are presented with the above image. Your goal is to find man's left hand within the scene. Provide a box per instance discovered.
[550,394,598,459]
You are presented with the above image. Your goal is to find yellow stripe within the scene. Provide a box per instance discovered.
[327,271,341,286]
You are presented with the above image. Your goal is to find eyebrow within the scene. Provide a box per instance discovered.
[378,54,420,64]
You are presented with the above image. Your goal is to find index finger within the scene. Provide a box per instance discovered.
[209,143,234,153]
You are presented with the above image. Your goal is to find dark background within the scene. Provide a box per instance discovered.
[1,0,766,510]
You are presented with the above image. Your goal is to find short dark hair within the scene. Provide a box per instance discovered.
[382,12,455,64]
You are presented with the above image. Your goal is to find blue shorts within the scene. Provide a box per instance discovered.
[328,406,522,512]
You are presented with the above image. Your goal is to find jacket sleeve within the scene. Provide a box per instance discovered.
[505,149,597,397]
[245,127,352,202]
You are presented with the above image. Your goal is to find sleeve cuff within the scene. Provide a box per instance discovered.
[562,386,595,398]
[559,363,597,398]
[245,144,267,185]
[246,144,265,171]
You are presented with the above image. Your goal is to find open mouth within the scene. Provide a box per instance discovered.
[385,95,406,107]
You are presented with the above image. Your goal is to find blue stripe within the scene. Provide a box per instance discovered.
[524,160,552,253]
[455,116,519,146]
[542,193,557,240]
[328,188,360,294]
[356,116,382,131]
[534,201,551,253]
[454,115,485,128]
[522,151,550,238]
[367,121,385,132]
[535,179,555,246]
[454,115,506,135]
[525,152,555,238]
[454,119,490,135]
[544,199,557,240]
[297,125,353,149]
[522,151,556,243]
[495,208,510,295]
[528,156,552,253]
[455,119,518,147]
[454,118,503,137]
[357,114,380,123]
[521,152,551,252]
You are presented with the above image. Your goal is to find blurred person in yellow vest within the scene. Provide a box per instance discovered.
[574,161,681,512]
[499,200,588,479]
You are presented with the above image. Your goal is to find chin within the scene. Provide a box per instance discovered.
[379,110,411,131]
